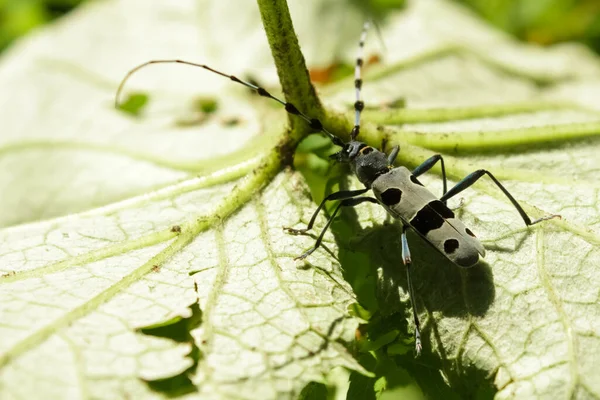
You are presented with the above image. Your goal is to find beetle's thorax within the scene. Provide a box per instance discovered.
[332,141,391,188]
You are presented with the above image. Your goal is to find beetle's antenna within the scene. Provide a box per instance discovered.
[351,21,370,140]
[115,59,345,147]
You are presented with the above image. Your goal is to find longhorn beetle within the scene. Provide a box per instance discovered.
[116,22,559,355]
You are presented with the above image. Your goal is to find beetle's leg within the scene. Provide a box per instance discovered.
[284,188,369,235]
[411,154,447,201]
[387,145,400,166]
[293,197,378,260]
[401,225,422,356]
[440,169,560,225]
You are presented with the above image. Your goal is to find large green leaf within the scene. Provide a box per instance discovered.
[0,0,599,399]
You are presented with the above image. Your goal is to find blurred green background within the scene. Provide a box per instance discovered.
[0,0,83,51]
[1,0,599,53]
[459,0,600,52]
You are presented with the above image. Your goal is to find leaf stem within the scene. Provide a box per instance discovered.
[361,101,593,124]
[389,121,600,153]
[256,0,323,140]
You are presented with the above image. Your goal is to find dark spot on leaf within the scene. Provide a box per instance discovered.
[194,97,218,114]
[222,116,241,126]
[117,92,149,116]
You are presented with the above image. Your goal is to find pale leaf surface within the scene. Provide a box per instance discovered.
[0,0,599,399]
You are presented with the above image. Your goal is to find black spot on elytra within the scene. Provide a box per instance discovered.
[410,204,445,235]
[380,188,402,206]
[465,228,476,237]
[361,146,373,155]
[410,175,424,186]
[428,200,454,219]
[444,239,460,254]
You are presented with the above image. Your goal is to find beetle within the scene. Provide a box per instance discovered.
[285,130,558,354]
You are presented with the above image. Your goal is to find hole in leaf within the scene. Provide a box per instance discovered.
[137,291,203,396]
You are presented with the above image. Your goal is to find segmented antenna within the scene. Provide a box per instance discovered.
[351,21,370,140]
[115,59,344,146]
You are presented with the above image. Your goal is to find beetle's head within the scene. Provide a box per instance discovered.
[329,140,366,163]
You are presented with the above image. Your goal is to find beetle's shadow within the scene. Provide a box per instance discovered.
[332,212,496,323]
[300,176,498,397]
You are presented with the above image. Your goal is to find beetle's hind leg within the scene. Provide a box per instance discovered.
[401,225,422,356]
[439,169,560,226]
